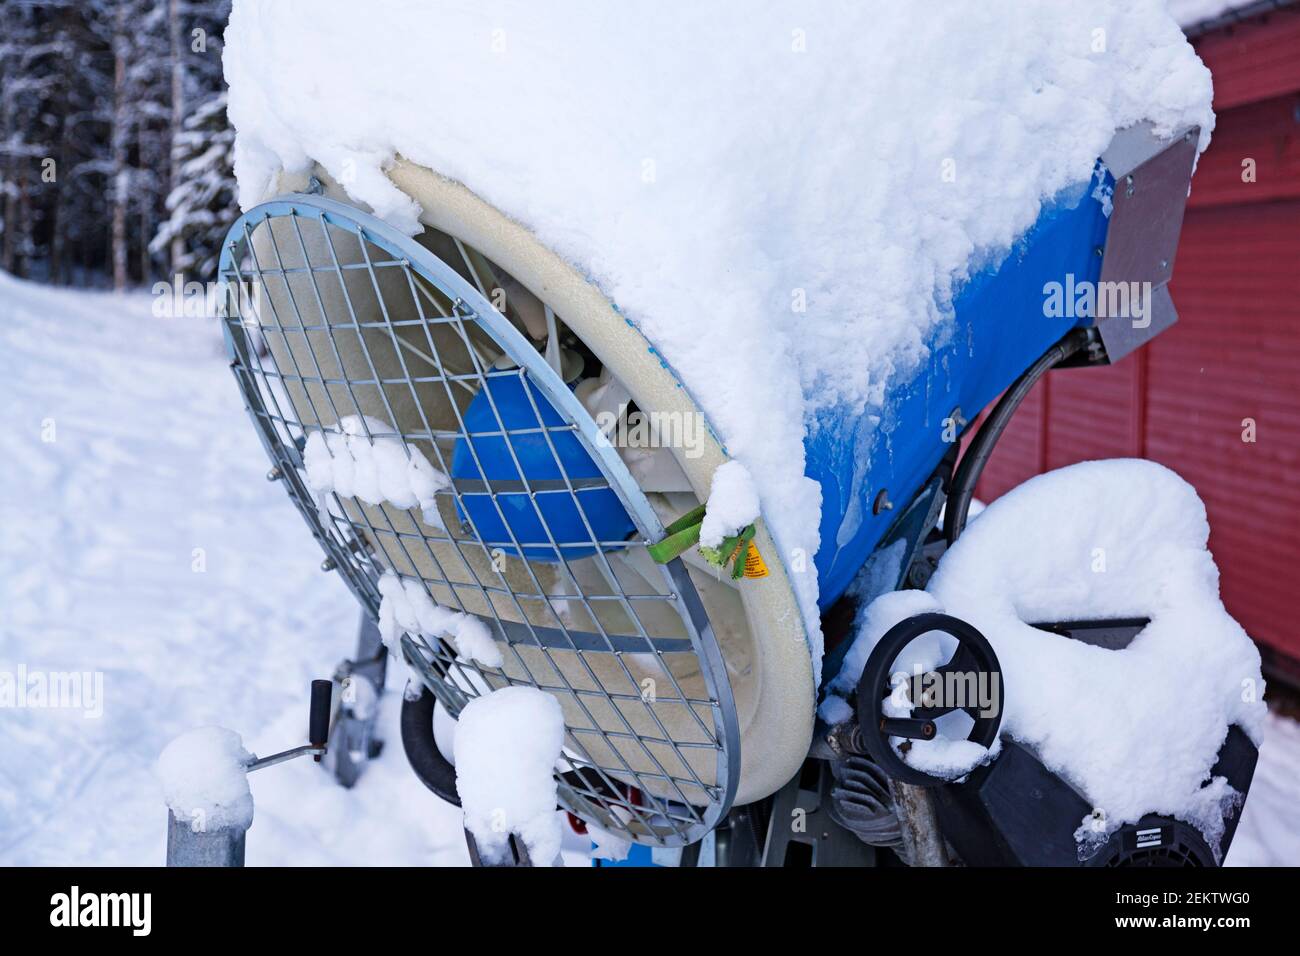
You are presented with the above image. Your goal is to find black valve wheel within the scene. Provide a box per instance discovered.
[855,612,1003,787]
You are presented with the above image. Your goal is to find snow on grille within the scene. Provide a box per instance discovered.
[217,196,738,846]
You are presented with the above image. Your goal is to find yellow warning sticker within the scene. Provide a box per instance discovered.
[741,541,769,579]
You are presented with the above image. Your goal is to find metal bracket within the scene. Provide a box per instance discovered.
[323,613,388,788]
[760,761,879,867]
[1091,123,1199,363]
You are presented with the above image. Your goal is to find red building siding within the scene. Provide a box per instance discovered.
[974,8,1300,675]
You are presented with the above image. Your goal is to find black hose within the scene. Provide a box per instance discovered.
[400,686,461,806]
[942,328,1091,545]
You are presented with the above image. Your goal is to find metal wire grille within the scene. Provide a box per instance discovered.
[217,195,739,847]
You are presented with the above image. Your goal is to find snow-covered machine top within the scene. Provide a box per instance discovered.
[224,0,1215,658]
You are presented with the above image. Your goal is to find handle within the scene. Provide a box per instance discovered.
[309,679,333,754]
[855,612,1002,787]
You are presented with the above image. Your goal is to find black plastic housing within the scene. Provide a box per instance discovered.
[933,726,1258,867]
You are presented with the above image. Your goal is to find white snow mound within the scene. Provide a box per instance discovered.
[700,460,761,550]
[454,686,566,866]
[156,726,255,831]
[832,460,1265,855]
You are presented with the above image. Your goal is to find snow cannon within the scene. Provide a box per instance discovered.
[218,120,1213,859]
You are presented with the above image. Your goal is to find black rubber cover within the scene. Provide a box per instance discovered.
[400,686,461,806]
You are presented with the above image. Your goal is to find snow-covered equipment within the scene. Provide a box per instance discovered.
[212,0,1270,865]
[455,686,567,867]
[851,612,1257,866]
[222,118,1197,843]
[163,682,333,866]
[215,113,1260,863]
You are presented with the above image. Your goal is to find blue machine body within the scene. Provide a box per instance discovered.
[807,172,1111,608]
[452,169,1113,608]
[451,374,637,560]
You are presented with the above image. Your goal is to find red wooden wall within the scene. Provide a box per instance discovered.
[974,8,1300,677]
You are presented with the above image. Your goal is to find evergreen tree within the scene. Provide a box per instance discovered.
[0,0,233,288]
[152,89,234,278]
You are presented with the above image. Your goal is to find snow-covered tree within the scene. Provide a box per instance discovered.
[152,89,235,278]
[0,0,232,288]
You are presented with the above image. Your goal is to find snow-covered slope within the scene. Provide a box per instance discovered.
[0,273,471,865]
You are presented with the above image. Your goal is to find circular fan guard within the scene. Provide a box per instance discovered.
[216,195,739,847]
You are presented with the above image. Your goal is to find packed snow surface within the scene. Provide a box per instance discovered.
[454,686,566,866]
[304,415,449,528]
[225,0,1215,654]
[0,275,1295,865]
[0,274,582,866]
[376,571,503,668]
[827,460,1267,852]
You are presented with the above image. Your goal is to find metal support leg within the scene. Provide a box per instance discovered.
[162,681,333,866]
[890,780,950,866]
[324,612,388,788]
[761,762,879,867]
[465,829,533,867]
[165,810,247,867]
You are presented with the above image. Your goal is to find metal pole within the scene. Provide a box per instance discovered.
[890,780,949,867]
[326,612,388,788]
[165,810,247,867]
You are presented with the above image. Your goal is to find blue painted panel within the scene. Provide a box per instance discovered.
[808,171,1112,608]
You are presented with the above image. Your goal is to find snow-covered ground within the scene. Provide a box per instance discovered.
[1227,710,1300,866]
[0,273,1296,865]
[0,272,468,865]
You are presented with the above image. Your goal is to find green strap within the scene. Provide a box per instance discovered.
[648,503,756,579]
[727,524,757,580]
[646,505,707,564]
